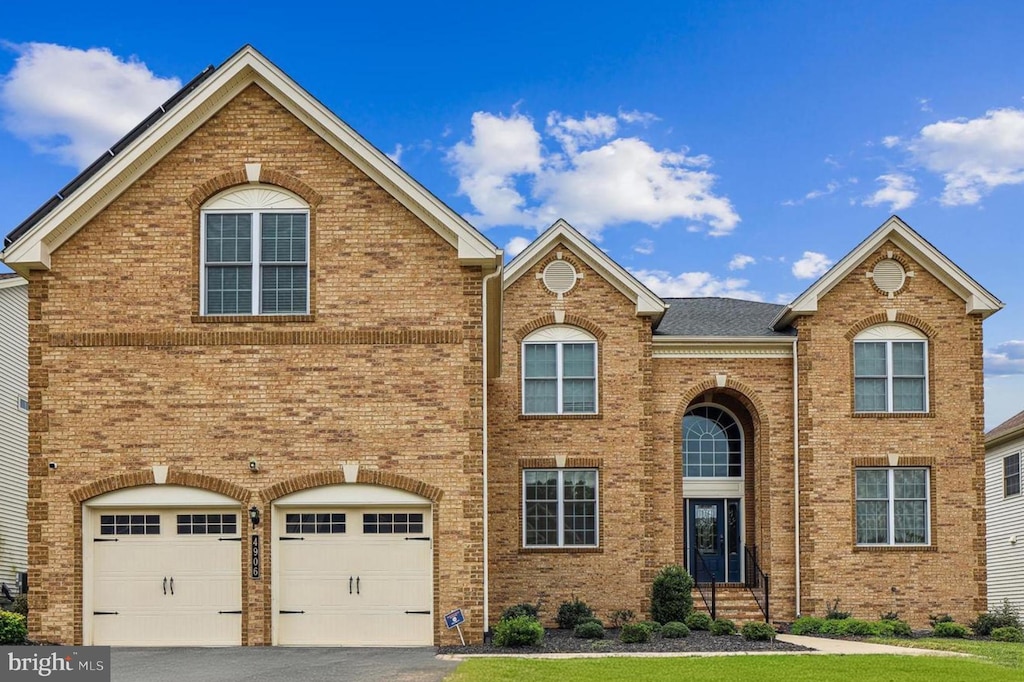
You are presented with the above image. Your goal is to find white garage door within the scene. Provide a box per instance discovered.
[275,506,432,646]
[90,508,242,646]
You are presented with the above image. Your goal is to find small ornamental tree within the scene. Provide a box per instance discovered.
[650,565,694,624]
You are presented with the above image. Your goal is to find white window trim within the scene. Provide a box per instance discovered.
[200,185,310,316]
[521,468,599,548]
[1004,453,1022,498]
[682,402,745,482]
[853,325,929,413]
[521,326,598,415]
[855,467,931,547]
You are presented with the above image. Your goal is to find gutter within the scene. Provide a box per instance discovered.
[792,338,801,617]
[480,263,503,639]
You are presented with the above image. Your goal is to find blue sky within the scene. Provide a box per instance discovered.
[1,1,1022,427]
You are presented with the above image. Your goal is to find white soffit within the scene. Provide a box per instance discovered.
[773,216,1003,328]
[504,219,666,318]
[2,46,501,273]
[84,485,239,507]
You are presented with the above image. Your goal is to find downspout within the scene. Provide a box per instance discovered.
[481,264,502,639]
[792,337,801,617]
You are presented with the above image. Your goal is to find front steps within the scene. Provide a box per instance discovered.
[691,585,768,623]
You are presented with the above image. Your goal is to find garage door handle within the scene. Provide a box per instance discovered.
[163,577,167,595]
[218,611,242,614]
[93,611,119,615]
[405,611,430,615]
[349,576,353,594]
[279,610,305,614]
[356,576,360,595]
[169,577,174,595]
[405,537,430,541]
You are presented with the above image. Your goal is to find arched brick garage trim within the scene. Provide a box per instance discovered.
[70,469,250,645]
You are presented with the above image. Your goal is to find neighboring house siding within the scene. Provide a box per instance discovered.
[27,85,484,645]
[796,242,986,624]
[985,437,1024,614]
[0,279,28,594]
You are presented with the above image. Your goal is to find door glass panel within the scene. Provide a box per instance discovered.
[694,504,718,554]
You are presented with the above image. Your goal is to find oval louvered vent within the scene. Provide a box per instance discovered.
[543,260,578,294]
[872,259,906,293]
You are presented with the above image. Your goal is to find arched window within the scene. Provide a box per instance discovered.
[853,324,928,413]
[200,185,310,315]
[522,326,597,415]
[683,405,742,478]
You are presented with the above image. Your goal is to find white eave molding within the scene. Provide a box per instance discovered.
[652,335,794,358]
[1,45,501,275]
[0,275,28,290]
[772,215,1003,329]
[503,219,667,318]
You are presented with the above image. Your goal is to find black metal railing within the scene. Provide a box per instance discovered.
[744,545,770,622]
[691,551,717,620]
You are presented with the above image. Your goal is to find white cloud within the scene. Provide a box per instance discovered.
[728,253,755,270]
[630,268,762,300]
[387,143,404,165]
[791,251,832,279]
[985,340,1024,376]
[504,235,532,257]
[881,135,901,148]
[447,108,739,239]
[824,155,841,168]
[908,107,1024,206]
[618,109,660,125]
[773,292,794,304]
[633,238,654,255]
[862,173,918,211]
[918,98,932,113]
[0,43,181,168]
[782,180,840,206]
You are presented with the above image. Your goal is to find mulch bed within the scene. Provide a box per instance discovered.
[438,627,810,655]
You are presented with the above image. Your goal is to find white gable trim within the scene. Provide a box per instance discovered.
[504,219,666,318]
[0,276,27,291]
[2,46,501,274]
[773,216,1002,328]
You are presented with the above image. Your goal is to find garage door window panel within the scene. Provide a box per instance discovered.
[285,512,346,534]
[100,514,160,536]
[176,513,238,535]
[363,513,424,534]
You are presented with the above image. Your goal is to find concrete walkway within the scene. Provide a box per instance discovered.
[777,634,972,657]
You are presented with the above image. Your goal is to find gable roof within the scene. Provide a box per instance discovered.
[655,298,796,337]
[1,45,501,275]
[772,215,1003,329]
[503,219,666,319]
[987,408,1024,449]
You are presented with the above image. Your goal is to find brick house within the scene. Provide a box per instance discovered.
[1,46,1002,647]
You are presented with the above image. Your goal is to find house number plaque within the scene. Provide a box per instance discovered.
[251,535,261,579]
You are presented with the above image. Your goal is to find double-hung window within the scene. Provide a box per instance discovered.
[201,185,309,316]
[523,469,598,547]
[1005,453,1021,497]
[522,327,597,414]
[855,467,930,546]
[853,324,927,413]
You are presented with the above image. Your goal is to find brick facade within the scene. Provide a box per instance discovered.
[15,57,994,645]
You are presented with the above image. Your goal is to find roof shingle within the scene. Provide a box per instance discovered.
[654,298,797,337]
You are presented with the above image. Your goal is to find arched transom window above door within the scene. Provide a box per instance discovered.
[683,405,743,478]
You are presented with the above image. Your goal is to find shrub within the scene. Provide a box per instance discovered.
[556,597,594,630]
[638,620,662,634]
[0,611,27,645]
[685,611,713,631]
[879,618,913,638]
[661,621,690,638]
[990,626,1024,643]
[590,639,612,651]
[790,616,826,635]
[619,622,651,643]
[650,565,694,624]
[818,619,845,636]
[879,611,901,622]
[932,621,968,638]
[500,602,540,622]
[577,616,603,628]
[3,594,28,617]
[929,613,954,627]
[970,600,1022,636]
[825,598,851,620]
[741,621,777,641]
[609,609,635,628]
[838,619,879,636]
[574,621,605,639]
[492,616,544,647]
[710,618,737,636]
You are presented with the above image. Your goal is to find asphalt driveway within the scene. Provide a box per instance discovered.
[112,647,458,682]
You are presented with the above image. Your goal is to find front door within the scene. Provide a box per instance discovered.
[688,500,726,582]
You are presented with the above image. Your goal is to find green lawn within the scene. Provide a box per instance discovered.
[444,654,1020,681]
[868,637,1024,669]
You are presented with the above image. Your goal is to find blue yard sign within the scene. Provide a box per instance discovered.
[443,609,465,629]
